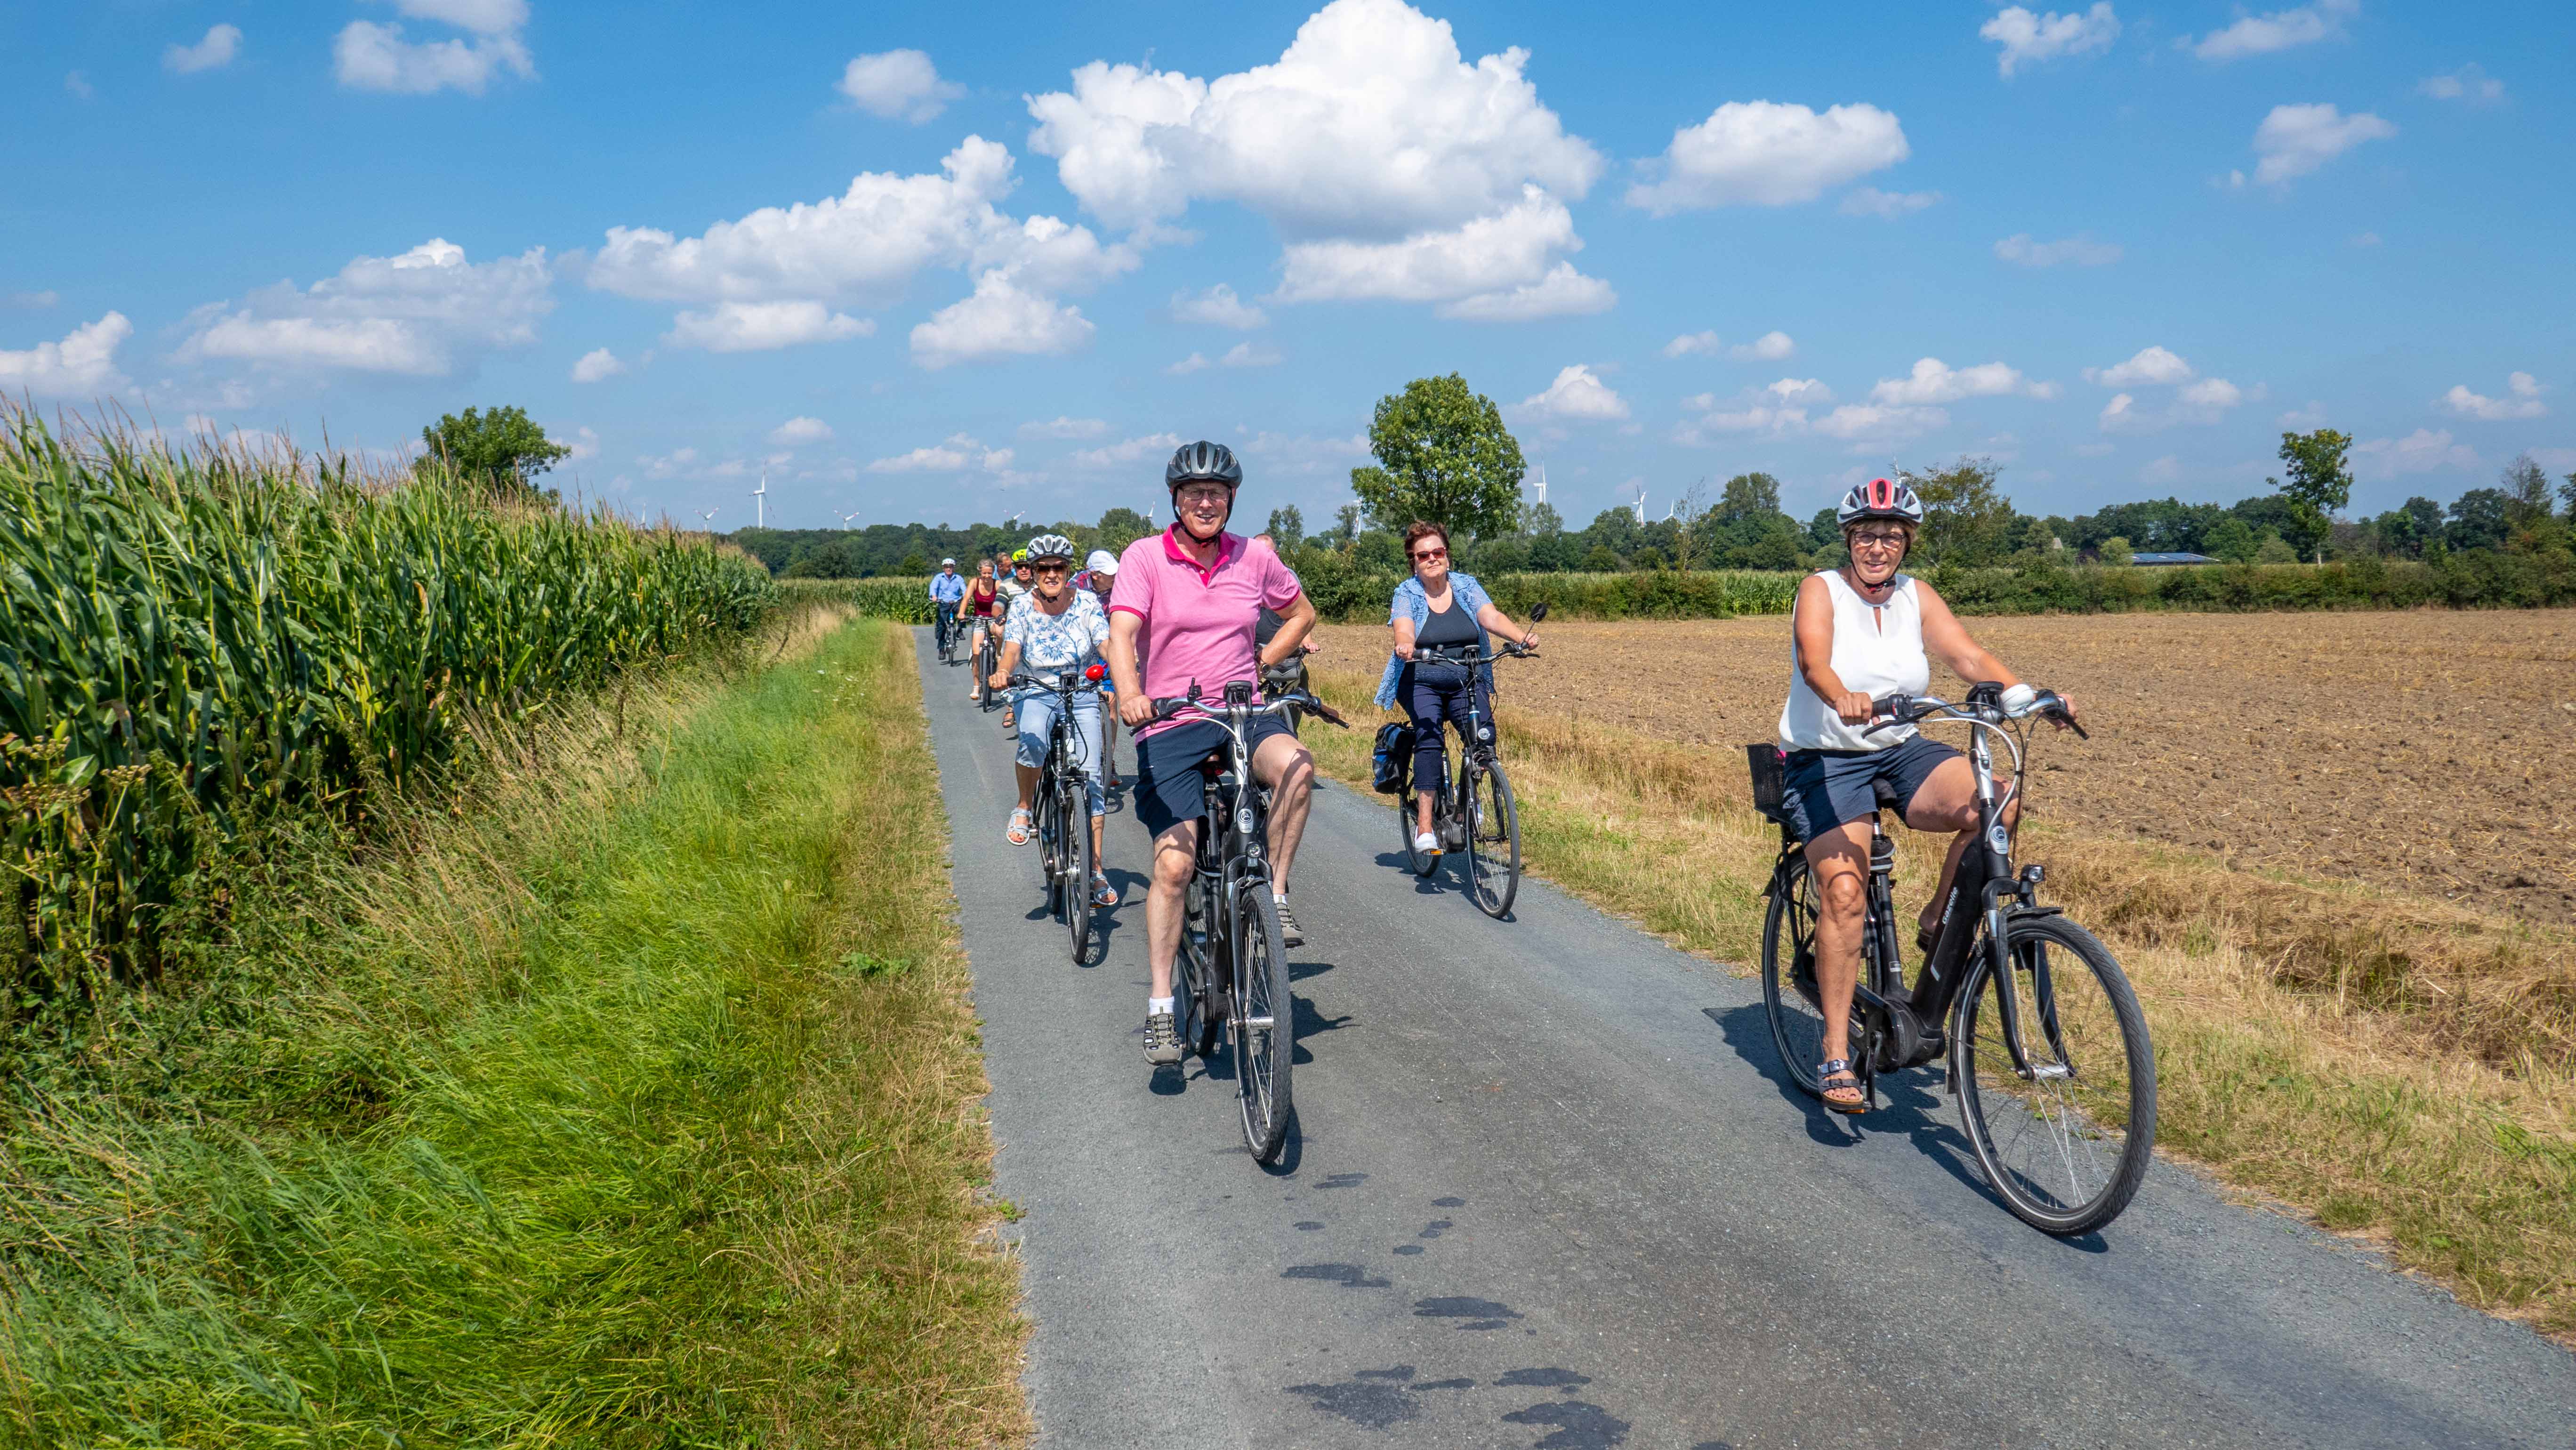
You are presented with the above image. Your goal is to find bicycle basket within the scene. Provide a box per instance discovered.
[1371,722,1415,795]
[1745,743,1791,824]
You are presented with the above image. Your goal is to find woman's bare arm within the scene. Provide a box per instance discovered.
[1792,574,1873,723]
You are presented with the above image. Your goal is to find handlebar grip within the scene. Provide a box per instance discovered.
[1151,697,1191,721]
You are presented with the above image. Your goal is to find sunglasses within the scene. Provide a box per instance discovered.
[1411,547,1448,561]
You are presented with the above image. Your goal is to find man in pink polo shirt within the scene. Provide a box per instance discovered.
[1106,440,1319,1065]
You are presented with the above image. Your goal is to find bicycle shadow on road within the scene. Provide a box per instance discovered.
[1704,1004,2101,1248]
[1370,850,1465,902]
[1291,992,1352,1066]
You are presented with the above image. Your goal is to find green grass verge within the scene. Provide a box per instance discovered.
[0,616,1028,1446]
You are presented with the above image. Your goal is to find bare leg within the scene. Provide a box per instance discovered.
[1415,786,1437,838]
[1014,763,1038,814]
[1805,820,1874,1108]
[1252,733,1314,894]
[1901,756,2018,940]
[1143,822,1199,1000]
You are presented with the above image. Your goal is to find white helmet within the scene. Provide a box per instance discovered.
[939,556,956,566]
[1024,532,1077,563]
[1085,548,1119,576]
[1837,476,1925,528]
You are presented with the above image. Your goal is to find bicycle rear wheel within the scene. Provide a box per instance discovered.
[1760,860,1835,1096]
[1464,758,1521,918]
[1062,777,1092,962]
[1232,884,1295,1162]
[1952,914,2157,1235]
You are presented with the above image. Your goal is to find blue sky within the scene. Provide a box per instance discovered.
[7,0,2570,532]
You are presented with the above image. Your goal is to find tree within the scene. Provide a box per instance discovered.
[1524,499,1564,537]
[2098,536,2135,567]
[1095,507,1152,555]
[2267,428,2353,563]
[1665,481,1713,571]
[1331,503,1363,548]
[1264,504,1305,544]
[2447,488,2512,550]
[1901,457,2020,568]
[1349,373,1526,541]
[419,405,572,504]
[2204,516,2259,563]
[1580,542,1620,572]
[1713,472,1783,527]
[2501,454,2552,528]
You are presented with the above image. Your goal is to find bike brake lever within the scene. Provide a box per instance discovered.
[1303,698,1351,728]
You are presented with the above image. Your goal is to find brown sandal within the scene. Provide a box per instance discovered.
[1818,1059,1868,1115]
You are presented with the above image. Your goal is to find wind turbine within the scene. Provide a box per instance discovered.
[1633,488,1648,525]
[750,471,767,529]
[838,510,861,528]
[1534,463,1547,508]
[695,507,718,528]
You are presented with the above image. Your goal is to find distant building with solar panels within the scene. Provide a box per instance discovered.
[2128,551,2216,566]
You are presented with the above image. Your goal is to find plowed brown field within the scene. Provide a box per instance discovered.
[1312,607,2576,926]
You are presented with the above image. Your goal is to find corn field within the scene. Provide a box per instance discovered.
[0,411,775,996]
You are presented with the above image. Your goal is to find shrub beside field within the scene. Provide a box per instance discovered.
[0,416,773,1000]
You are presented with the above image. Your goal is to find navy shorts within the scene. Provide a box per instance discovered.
[1132,716,1296,838]
[1780,734,1964,843]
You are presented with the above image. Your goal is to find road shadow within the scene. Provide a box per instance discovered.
[1291,993,1352,1066]
[1704,1003,2080,1238]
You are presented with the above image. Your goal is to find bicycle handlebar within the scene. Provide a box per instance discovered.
[1865,688,2086,740]
[1412,641,1539,667]
[1151,690,1349,730]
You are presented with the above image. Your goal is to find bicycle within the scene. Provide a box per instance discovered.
[972,620,1000,711]
[1008,666,1107,962]
[1751,683,2156,1235]
[935,600,962,665]
[1396,602,1547,919]
[1152,680,1347,1163]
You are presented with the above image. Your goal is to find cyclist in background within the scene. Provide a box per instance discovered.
[1107,442,1319,1063]
[994,552,1035,734]
[961,559,1002,702]
[1077,549,1124,784]
[928,557,966,650]
[1377,520,1538,859]
[991,535,1119,908]
[1779,477,2079,1114]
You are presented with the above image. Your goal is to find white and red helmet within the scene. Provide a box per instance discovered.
[1836,476,1925,529]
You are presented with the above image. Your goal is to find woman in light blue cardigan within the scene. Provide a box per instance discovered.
[1373,522,1540,858]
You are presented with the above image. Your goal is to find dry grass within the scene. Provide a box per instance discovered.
[1304,656,2576,1341]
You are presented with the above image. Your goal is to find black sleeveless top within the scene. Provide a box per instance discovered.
[1416,591,1481,651]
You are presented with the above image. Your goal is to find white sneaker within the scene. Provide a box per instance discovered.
[1414,831,1440,856]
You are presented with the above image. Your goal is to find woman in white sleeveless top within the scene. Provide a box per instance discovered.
[1779,478,2080,1114]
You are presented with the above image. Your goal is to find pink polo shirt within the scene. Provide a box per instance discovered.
[1109,526,1304,740]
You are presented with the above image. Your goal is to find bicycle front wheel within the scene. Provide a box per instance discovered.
[1232,884,1295,1162]
[1464,758,1521,918]
[1062,780,1092,963]
[1760,860,1835,1097]
[1952,914,2157,1235]
[1396,783,1437,877]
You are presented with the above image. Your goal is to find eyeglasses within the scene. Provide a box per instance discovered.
[1849,533,1909,553]
[1175,485,1231,507]
[1411,547,1448,562]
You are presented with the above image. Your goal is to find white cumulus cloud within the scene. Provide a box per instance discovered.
[1171,283,1268,328]
[769,416,834,446]
[867,433,1014,474]
[666,301,872,352]
[1272,187,1612,319]
[1674,377,1834,443]
[1994,233,2122,266]
[1626,100,1908,213]
[1869,357,2059,406]
[1511,364,1628,424]
[2353,428,2479,480]
[2439,372,2545,421]
[1027,0,1601,236]
[2085,345,2194,387]
[2418,64,2504,105]
[0,312,133,397]
[837,49,965,123]
[165,24,243,73]
[1664,330,1722,358]
[1733,330,1795,361]
[6,290,60,309]
[180,238,550,376]
[910,270,1094,369]
[2188,0,2357,62]
[335,1,533,95]
[1071,432,1186,471]
[1019,416,1108,440]
[1980,4,2121,77]
[2231,103,2396,188]
[1840,187,1941,218]
[569,346,624,382]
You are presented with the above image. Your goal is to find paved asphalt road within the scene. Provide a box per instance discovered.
[912,629,2574,1450]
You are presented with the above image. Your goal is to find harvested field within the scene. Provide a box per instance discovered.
[1315,606,2576,926]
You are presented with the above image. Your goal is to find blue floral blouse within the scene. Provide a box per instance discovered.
[1374,572,1493,708]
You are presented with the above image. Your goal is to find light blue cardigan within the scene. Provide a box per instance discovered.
[1374,571,1494,709]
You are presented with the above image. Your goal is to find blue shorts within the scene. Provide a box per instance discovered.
[1132,716,1295,838]
[1779,734,1963,843]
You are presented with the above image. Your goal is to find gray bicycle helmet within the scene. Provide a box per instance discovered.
[1024,532,1076,563]
[1165,440,1243,490]
[1836,476,1925,529]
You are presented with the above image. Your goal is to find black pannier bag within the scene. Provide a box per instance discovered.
[1745,743,1791,825]
[1372,722,1415,795]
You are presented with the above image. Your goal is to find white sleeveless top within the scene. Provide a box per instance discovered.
[1778,570,1930,752]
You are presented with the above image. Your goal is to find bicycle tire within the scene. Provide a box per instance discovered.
[1062,775,1092,963]
[1033,773,1063,917]
[1760,860,1836,1097]
[1465,758,1521,918]
[1180,873,1222,1058]
[973,635,992,709]
[1396,766,1438,877]
[1232,884,1295,1162]
[1952,914,2157,1235]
